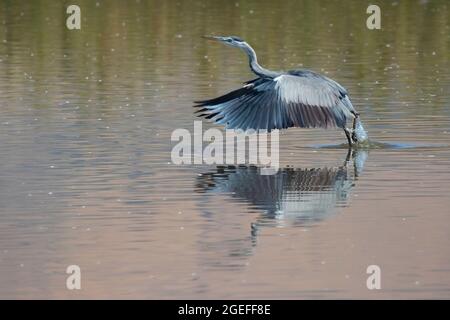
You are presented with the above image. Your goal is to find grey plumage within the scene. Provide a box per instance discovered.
[195,36,367,145]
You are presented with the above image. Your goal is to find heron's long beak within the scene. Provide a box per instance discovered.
[202,35,225,42]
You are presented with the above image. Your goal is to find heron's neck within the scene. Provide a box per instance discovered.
[243,44,279,79]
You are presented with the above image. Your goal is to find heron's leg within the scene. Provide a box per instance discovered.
[353,151,359,178]
[343,147,352,168]
[352,112,360,130]
[351,112,360,142]
[344,127,353,147]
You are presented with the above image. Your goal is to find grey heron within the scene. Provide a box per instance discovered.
[194,36,369,146]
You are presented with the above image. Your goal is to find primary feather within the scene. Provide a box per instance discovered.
[195,70,355,132]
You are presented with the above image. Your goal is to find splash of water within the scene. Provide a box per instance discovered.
[353,118,369,146]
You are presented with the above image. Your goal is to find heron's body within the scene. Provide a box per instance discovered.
[195,36,368,146]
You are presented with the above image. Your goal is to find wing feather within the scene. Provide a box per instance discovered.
[194,71,355,132]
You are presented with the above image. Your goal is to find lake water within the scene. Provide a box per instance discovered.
[0,0,449,299]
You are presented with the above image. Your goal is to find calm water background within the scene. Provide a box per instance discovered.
[0,0,449,299]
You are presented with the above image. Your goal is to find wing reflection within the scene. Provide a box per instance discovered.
[194,149,368,267]
[196,149,368,225]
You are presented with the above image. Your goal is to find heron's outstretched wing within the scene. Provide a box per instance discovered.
[194,72,355,131]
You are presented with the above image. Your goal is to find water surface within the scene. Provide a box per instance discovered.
[0,0,449,299]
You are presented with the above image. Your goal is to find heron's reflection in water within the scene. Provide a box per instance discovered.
[195,149,368,268]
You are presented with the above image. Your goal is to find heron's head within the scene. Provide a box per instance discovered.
[203,35,247,49]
